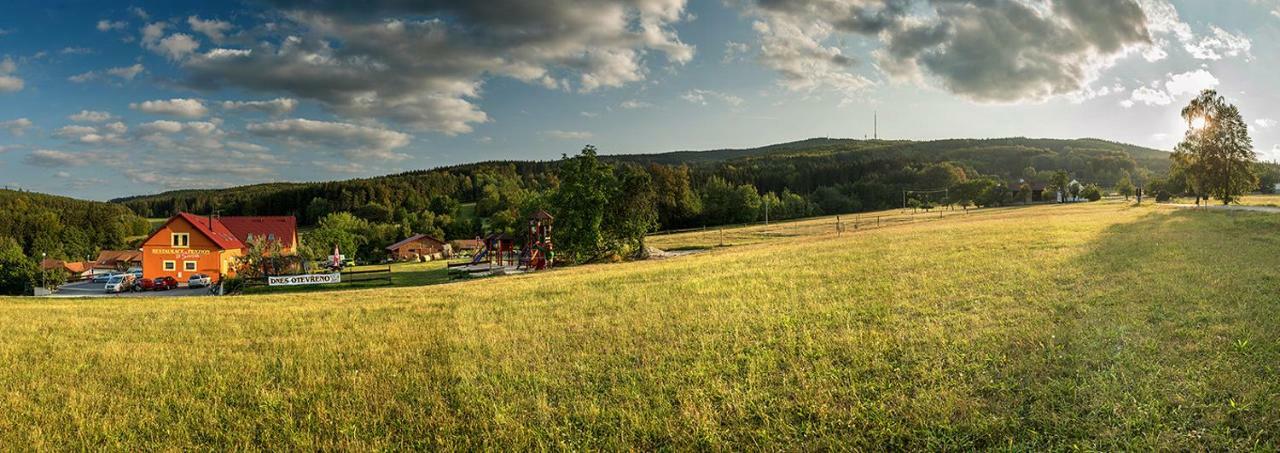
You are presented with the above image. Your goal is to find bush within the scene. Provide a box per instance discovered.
[1155,190,1172,202]
[1081,184,1103,202]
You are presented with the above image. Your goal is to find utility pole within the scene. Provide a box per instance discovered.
[874,111,878,140]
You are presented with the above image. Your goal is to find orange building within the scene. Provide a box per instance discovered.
[140,213,297,283]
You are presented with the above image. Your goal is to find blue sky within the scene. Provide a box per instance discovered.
[0,0,1278,200]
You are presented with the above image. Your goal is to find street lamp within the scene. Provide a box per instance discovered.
[40,252,46,292]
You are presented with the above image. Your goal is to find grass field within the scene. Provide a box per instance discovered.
[4,201,1280,449]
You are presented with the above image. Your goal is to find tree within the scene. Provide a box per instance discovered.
[605,165,658,256]
[552,146,614,263]
[1068,180,1082,201]
[648,164,702,229]
[1115,171,1135,200]
[0,237,39,295]
[701,176,760,224]
[1175,89,1258,205]
[1081,184,1103,202]
[1048,170,1070,203]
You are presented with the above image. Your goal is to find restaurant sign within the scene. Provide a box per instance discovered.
[267,273,342,286]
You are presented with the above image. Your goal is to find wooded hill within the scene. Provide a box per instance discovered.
[0,189,152,260]
[113,137,1175,232]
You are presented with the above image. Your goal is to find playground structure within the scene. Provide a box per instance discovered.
[451,210,554,276]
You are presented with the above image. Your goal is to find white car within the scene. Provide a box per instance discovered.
[104,274,134,293]
[187,273,212,288]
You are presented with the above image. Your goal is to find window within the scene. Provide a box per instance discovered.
[171,233,189,248]
[184,261,197,271]
[163,260,176,271]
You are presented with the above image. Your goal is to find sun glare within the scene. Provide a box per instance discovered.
[1189,116,1208,130]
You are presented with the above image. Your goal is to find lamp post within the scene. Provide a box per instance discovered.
[40,252,46,292]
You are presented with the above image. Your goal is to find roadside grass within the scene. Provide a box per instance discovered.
[1237,194,1280,208]
[3,202,1280,448]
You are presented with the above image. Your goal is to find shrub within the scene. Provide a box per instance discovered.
[1081,184,1103,202]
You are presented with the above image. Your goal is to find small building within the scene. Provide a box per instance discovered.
[450,239,482,253]
[139,212,297,283]
[93,250,142,272]
[41,259,93,280]
[386,233,449,261]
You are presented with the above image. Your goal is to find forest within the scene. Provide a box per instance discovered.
[0,189,152,261]
[12,136,1269,262]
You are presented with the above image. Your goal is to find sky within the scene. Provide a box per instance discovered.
[0,0,1278,200]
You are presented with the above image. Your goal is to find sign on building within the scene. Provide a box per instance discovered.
[267,273,341,286]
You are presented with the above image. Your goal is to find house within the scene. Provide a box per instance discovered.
[139,212,298,283]
[1008,180,1048,203]
[450,239,482,253]
[93,250,142,272]
[386,233,449,261]
[41,259,93,280]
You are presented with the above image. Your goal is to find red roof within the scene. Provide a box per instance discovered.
[94,250,142,267]
[174,212,245,250]
[219,216,297,249]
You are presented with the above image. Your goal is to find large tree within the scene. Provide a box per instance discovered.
[1175,89,1257,205]
[552,146,614,263]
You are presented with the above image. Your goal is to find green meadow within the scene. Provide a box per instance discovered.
[3,201,1280,449]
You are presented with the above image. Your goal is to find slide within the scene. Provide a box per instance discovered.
[470,245,489,264]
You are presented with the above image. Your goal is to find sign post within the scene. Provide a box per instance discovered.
[267,273,342,287]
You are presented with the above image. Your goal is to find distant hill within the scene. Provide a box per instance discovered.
[0,188,151,260]
[112,137,1174,228]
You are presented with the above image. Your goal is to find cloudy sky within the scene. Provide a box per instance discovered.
[0,0,1277,200]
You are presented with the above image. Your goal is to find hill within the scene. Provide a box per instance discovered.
[0,189,151,260]
[112,137,1174,229]
[4,202,1278,449]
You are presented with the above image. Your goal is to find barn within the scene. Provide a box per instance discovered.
[386,234,449,261]
[140,213,297,283]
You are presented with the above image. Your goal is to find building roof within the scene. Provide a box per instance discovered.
[173,212,246,250]
[385,233,446,251]
[42,259,91,274]
[219,216,297,249]
[94,250,142,267]
[450,239,482,249]
[529,209,554,221]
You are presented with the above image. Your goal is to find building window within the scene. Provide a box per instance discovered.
[163,260,176,271]
[171,233,189,248]
[184,261,197,271]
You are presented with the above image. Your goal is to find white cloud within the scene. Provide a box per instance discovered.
[1256,119,1277,129]
[156,33,200,60]
[246,118,412,160]
[96,20,127,32]
[60,47,94,55]
[1,118,33,136]
[1184,26,1252,60]
[723,41,751,63]
[55,122,127,144]
[188,16,233,43]
[580,111,598,118]
[1123,69,1218,107]
[619,99,653,110]
[23,149,87,168]
[0,57,23,92]
[681,89,744,107]
[130,98,209,118]
[68,63,145,83]
[221,98,298,116]
[542,130,593,140]
[68,110,115,122]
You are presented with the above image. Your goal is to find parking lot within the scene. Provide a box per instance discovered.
[49,280,214,298]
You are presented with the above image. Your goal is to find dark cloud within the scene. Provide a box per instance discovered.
[743,0,1154,102]
[182,0,694,134]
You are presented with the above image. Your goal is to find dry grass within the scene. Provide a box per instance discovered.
[3,201,1280,449]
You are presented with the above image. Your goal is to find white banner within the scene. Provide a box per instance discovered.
[267,273,341,286]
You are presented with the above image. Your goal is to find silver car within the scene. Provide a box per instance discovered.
[187,273,212,288]
[104,274,135,293]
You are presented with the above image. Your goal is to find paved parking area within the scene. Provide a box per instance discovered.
[49,280,214,298]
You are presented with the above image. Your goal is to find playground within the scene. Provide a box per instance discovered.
[448,210,556,277]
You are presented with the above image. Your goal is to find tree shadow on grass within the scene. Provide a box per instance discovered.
[980,209,1280,449]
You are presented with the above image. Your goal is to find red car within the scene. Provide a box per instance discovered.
[152,276,179,291]
[136,276,180,291]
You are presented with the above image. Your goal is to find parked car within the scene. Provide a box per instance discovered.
[104,274,134,293]
[128,270,144,279]
[92,272,119,283]
[153,276,179,291]
[134,278,154,291]
[187,273,212,288]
